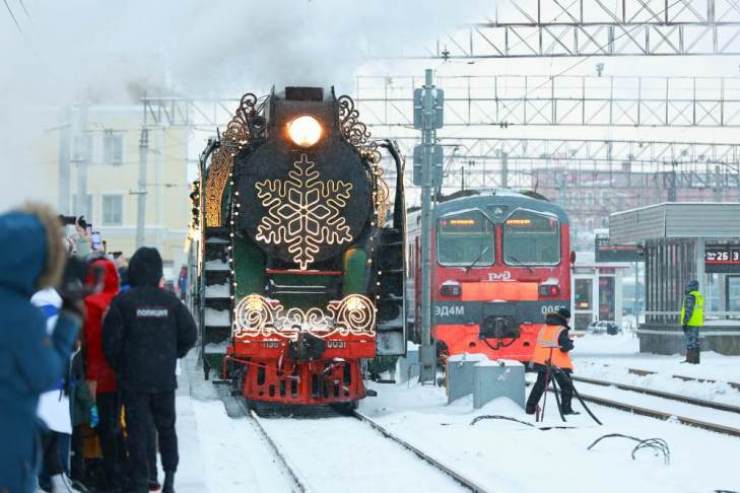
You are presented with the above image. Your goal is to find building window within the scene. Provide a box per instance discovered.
[103,130,123,166]
[102,194,123,226]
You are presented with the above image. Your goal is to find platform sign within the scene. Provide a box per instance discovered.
[705,244,740,273]
[595,235,643,263]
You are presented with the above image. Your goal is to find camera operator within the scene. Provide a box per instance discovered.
[0,203,83,493]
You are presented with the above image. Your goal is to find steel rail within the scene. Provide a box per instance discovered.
[575,392,740,438]
[353,410,491,493]
[242,403,310,493]
[571,375,740,414]
[624,367,740,392]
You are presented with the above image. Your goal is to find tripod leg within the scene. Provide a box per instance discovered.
[550,372,567,422]
[540,366,552,423]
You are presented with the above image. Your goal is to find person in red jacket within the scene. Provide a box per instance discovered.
[83,258,122,490]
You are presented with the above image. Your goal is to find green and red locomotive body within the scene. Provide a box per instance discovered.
[194,87,406,406]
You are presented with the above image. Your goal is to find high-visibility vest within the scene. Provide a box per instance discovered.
[531,324,573,370]
[680,290,704,327]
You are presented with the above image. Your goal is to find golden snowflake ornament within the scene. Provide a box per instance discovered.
[255,153,354,270]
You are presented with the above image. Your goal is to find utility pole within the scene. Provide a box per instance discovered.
[76,105,90,219]
[58,107,71,214]
[135,128,149,248]
[413,69,444,384]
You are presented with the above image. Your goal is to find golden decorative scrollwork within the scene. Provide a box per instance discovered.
[233,294,376,340]
[204,149,231,227]
[204,93,259,227]
[337,95,371,146]
[371,163,390,225]
[327,294,377,336]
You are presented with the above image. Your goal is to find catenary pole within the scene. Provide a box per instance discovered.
[418,69,442,383]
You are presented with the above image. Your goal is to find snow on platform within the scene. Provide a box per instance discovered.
[574,332,740,406]
[360,380,740,493]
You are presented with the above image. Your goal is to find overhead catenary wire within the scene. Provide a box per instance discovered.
[16,0,29,19]
[3,0,23,36]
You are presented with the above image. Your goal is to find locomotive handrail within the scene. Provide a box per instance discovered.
[266,268,343,276]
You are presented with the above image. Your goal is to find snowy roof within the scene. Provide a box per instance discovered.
[609,202,740,243]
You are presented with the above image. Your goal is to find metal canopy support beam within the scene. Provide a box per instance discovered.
[389,137,740,169]
[418,0,740,59]
[356,74,740,128]
[142,96,240,128]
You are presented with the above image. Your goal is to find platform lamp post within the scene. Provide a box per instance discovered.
[413,69,444,384]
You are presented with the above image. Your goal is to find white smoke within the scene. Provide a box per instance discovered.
[0,0,491,210]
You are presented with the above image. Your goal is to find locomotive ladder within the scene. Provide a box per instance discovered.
[200,226,233,380]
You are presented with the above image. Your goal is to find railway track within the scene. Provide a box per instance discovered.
[624,367,740,392]
[572,375,740,414]
[237,400,309,493]
[352,410,489,492]
[242,401,489,493]
[584,363,740,391]
[563,376,740,438]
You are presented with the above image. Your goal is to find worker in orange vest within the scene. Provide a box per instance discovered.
[525,307,577,415]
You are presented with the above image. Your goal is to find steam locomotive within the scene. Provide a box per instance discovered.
[193,87,406,408]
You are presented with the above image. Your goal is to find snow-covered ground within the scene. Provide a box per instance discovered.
[573,332,740,406]
[170,338,739,493]
[359,382,740,493]
[168,357,293,493]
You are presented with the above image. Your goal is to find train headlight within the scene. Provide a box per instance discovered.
[286,115,322,147]
[440,281,462,297]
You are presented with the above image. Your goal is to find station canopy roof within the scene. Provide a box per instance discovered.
[609,202,740,244]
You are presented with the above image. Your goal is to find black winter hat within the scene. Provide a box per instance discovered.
[128,247,163,287]
[557,307,571,319]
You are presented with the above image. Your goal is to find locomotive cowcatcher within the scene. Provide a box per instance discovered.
[408,191,571,363]
[193,87,406,407]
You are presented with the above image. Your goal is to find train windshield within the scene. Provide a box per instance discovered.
[503,210,560,265]
[437,210,494,267]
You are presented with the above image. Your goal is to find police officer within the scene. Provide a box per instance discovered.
[525,307,577,416]
[102,247,197,493]
[680,280,703,364]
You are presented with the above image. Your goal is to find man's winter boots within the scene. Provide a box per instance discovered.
[689,349,701,364]
[162,471,175,493]
[683,349,701,364]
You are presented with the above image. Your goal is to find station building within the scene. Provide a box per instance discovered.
[610,202,740,355]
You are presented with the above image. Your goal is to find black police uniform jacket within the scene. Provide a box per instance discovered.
[102,248,197,393]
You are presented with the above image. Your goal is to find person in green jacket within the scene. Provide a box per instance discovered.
[680,280,703,364]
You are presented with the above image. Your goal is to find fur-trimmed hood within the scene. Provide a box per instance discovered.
[0,202,65,296]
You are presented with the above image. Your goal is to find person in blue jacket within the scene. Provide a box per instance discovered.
[0,203,82,493]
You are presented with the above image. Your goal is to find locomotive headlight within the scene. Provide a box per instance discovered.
[286,115,323,147]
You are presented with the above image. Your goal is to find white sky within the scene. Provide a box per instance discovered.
[2,0,740,210]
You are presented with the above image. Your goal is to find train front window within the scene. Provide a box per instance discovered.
[503,210,560,265]
[437,210,494,267]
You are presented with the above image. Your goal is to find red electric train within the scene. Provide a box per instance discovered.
[408,190,572,362]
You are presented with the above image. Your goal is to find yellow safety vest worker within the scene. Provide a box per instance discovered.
[531,324,574,370]
[680,290,704,327]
